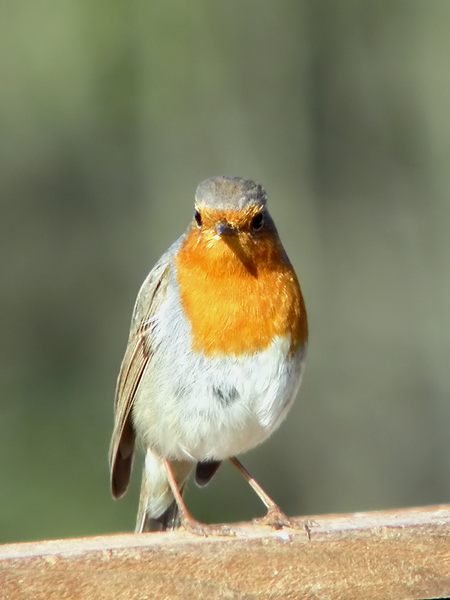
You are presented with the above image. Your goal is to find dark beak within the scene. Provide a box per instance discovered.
[215,220,257,276]
[215,221,236,236]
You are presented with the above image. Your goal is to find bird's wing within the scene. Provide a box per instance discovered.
[109,255,172,499]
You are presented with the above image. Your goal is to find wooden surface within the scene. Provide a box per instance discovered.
[1,505,450,600]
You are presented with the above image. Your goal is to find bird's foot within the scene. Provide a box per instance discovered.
[181,517,237,538]
[253,508,317,539]
[252,506,296,530]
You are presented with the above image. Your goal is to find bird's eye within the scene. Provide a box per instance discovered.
[194,210,202,227]
[250,212,264,232]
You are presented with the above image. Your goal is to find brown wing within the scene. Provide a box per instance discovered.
[195,460,222,487]
[109,258,171,499]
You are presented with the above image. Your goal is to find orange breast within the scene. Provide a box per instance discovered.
[175,227,308,357]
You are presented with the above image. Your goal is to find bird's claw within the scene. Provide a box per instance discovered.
[253,509,317,539]
[181,518,237,537]
[252,507,295,530]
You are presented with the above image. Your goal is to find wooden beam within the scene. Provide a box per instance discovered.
[1,505,450,599]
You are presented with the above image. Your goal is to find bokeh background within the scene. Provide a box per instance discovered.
[1,1,449,543]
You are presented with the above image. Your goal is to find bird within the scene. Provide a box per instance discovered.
[109,175,308,534]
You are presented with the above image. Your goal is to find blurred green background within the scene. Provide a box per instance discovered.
[1,1,449,544]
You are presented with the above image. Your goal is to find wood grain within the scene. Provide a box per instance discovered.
[1,505,450,600]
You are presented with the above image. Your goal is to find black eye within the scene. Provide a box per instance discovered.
[250,212,264,231]
[194,210,202,227]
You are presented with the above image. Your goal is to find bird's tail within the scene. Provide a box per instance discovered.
[135,450,193,532]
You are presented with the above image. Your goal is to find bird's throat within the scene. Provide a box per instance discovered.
[175,229,308,357]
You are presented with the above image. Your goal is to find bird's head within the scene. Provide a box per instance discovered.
[188,176,282,275]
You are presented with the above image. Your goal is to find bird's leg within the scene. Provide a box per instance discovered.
[229,456,297,530]
[163,459,236,537]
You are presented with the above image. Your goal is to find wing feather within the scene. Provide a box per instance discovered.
[109,258,171,499]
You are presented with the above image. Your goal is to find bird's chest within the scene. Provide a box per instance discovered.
[174,249,307,358]
[133,277,306,461]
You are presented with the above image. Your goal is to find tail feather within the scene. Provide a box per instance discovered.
[136,450,193,533]
[137,497,182,532]
[195,460,222,487]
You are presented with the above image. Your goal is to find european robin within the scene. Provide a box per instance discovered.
[109,176,308,534]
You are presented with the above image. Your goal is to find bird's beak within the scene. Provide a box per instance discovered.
[215,221,236,236]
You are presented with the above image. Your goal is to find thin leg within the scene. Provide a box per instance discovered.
[163,459,193,522]
[229,456,296,530]
[229,456,280,511]
[163,459,237,537]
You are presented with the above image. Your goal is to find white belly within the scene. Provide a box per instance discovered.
[132,277,306,461]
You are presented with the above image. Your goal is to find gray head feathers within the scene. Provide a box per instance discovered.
[195,176,267,210]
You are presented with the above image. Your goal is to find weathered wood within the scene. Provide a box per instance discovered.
[1,505,450,600]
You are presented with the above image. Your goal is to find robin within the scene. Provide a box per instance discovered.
[109,176,308,534]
